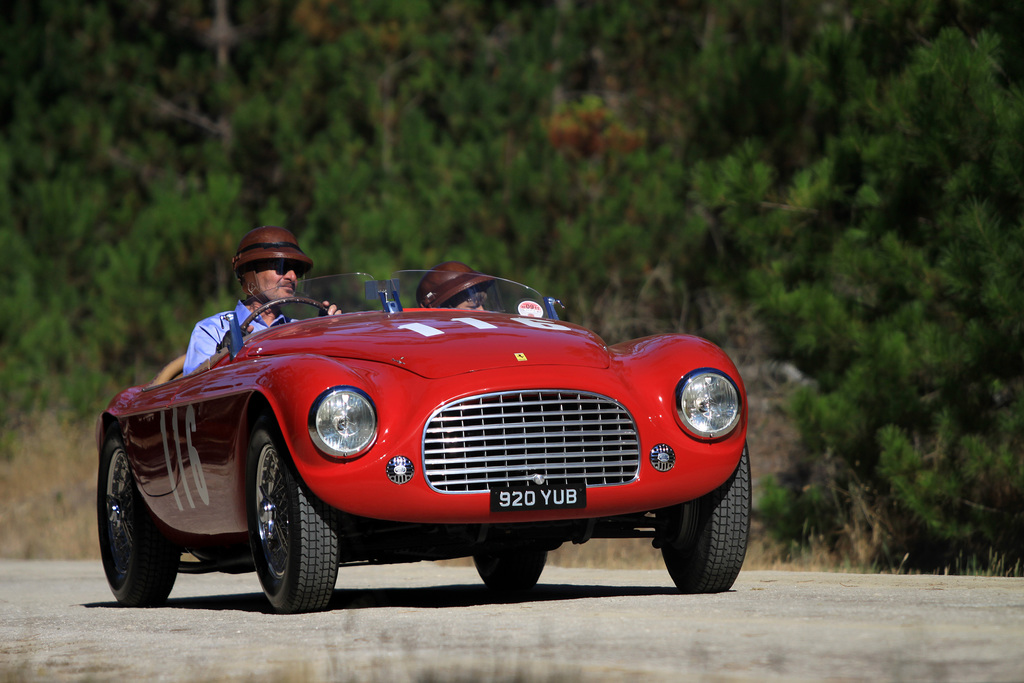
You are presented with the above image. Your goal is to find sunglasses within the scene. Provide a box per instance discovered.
[251,259,307,276]
[446,289,488,309]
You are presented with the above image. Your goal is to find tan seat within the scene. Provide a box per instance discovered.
[150,354,186,386]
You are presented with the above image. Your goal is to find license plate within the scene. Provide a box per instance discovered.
[490,486,587,512]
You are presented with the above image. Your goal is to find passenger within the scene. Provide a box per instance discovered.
[416,261,493,311]
[183,226,337,374]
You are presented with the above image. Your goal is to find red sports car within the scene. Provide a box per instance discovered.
[97,269,749,613]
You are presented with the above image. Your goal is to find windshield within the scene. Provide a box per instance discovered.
[252,271,559,320]
[392,270,551,317]
[292,273,378,314]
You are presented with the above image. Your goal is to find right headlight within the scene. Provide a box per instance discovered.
[308,387,377,458]
[676,369,741,440]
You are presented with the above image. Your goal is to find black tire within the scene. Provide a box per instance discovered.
[97,424,180,607]
[246,415,340,613]
[662,443,751,593]
[473,550,548,591]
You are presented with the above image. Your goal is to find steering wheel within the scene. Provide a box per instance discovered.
[241,296,332,334]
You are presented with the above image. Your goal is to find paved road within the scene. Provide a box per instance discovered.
[1,560,1022,682]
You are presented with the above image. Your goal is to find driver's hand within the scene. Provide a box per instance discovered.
[324,301,341,315]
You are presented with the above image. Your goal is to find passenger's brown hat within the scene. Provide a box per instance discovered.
[416,261,492,307]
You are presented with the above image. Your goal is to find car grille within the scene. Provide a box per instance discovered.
[422,390,641,493]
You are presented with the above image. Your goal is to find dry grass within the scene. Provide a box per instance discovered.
[0,412,101,560]
[544,521,851,573]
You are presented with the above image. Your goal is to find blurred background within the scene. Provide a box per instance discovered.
[1,0,1021,575]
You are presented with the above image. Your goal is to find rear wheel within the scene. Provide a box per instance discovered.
[247,415,340,613]
[662,444,751,593]
[473,550,548,591]
[97,424,179,606]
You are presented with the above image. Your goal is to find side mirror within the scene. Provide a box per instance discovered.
[544,297,564,320]
[220,312,245,359]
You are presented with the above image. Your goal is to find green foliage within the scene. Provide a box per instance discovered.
[3,0,1023,571]
[709,8,1024,571]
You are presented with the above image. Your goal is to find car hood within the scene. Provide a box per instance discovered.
[240,311,611,379]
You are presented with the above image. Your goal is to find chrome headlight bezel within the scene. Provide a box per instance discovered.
[308,386,378,458]
[675,369,742,440]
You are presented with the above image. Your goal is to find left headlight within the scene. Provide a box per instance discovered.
[308,387,377,458]
[676,369,741,440]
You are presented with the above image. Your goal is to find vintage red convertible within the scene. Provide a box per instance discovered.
[97,269,749,613]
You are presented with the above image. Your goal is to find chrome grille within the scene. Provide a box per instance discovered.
[422,390,641,493]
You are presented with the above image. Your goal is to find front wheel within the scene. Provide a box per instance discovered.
[246,415,340,613]
[97,424,180,606]
[662,443,751,593]
[473,550,548,591]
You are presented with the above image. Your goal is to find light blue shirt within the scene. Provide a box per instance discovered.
[183,300,286,374]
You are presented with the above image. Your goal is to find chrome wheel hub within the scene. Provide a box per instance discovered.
[105,447,134,576]
[256,444,289,580]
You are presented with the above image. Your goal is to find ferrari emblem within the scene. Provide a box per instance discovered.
[515,353,528,362]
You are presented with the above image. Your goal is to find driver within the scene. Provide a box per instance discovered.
[416,261,493,311]
[183,226,337,374]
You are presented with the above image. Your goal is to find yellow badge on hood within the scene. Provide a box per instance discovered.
[515,353,528,362]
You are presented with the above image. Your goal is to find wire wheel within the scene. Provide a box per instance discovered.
[255,441,290,581]
[246,414,341,613]
[97,424,179,606]
[104,446,135,578]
